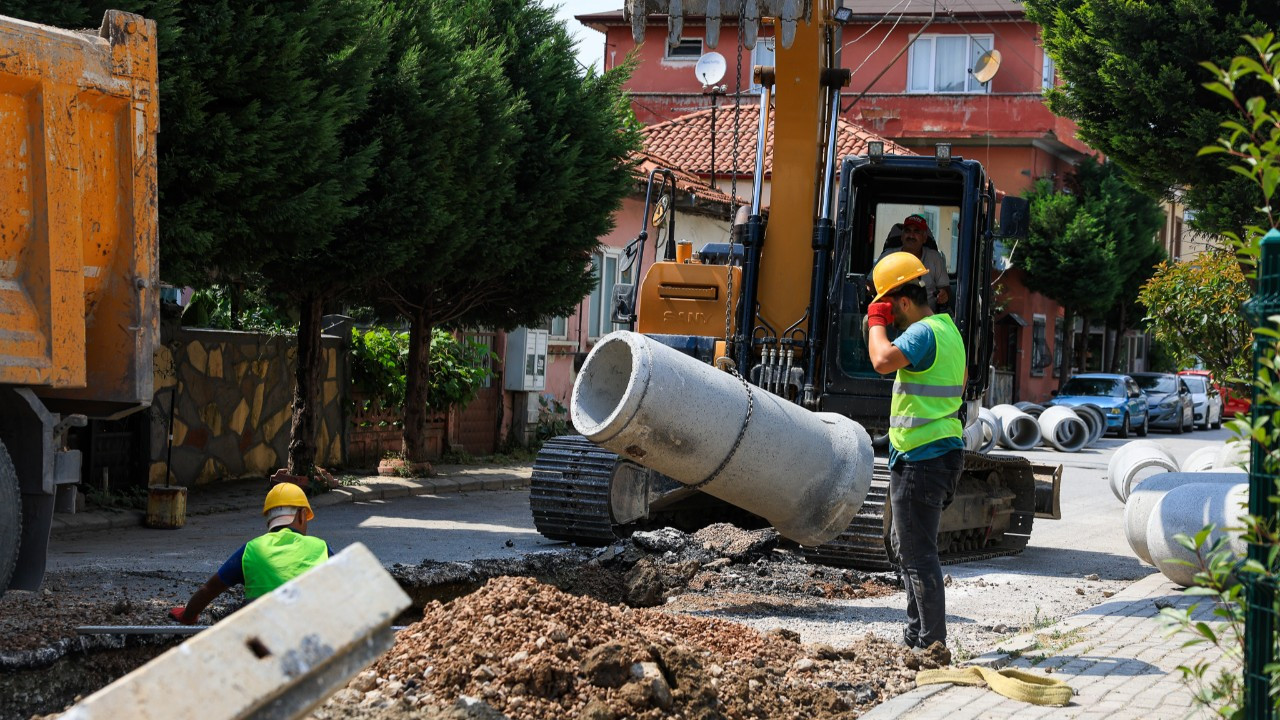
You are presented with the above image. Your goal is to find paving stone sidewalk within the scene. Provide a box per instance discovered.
[49,463,533,537]
[864,571,1228,719]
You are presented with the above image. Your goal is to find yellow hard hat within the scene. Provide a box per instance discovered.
[263,482,314,521]
[871,251,928,303]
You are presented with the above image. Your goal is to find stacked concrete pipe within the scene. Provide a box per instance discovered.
[991,404,1041,450]
[1036,406,1090,452]
[1015,401,1046,418]
[1145,482,1248,587]
[1123,471,1246,568]
[1073,404,1108,446]
[1217,441,1250,471]
[977,406,1002,454]
[1106,441,1179,503]
[963,421,984,452]
[570,331,874,546]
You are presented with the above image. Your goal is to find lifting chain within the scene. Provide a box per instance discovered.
[723,13,745,362]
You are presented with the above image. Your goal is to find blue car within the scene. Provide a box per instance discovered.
[1047,373,1150,438]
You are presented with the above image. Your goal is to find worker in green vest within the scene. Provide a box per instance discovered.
[866,251,965,656]
[169,483,331,624]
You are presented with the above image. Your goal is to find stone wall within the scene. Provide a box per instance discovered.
[150,326,348,486]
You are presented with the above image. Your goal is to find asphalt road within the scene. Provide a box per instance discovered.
[46,425,1239,653]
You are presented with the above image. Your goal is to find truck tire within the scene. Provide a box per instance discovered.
[0,441,20,596]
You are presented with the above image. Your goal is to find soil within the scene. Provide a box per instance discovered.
[310,575,946,720]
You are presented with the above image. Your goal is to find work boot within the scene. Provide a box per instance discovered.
[915,641,952,667]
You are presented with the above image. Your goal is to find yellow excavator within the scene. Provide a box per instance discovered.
[531,1,1061,569]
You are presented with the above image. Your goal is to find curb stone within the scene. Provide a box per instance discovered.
[49,471,531,539]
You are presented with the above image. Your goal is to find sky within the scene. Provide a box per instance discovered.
[548,0,619,72]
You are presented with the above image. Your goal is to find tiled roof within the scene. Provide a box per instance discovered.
[632,150,744,207]
[642,103,915,178]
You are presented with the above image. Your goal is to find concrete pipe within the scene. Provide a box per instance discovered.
[991,404,1041,451]
[1216,441,1250,472]
[571,331,874,546]
[1107,441,1178,503]
[1075,404,1107,446]
[963,421,984,452]
[1180,446,1221,473]
[1037,406,1089,453]
[1015,401,1046,419]
[1145,482,1248,588]
[976,408,1000,454]
[978,407,1002,445]
[1123,472,1246,565]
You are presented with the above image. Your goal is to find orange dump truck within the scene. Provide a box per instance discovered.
[0,11,158,595]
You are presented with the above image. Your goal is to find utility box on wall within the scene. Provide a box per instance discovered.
[504,328,548,392]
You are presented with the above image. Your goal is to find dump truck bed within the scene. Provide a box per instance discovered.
[0,11,158,417]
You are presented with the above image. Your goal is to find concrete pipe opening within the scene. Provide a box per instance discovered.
[1107,441,1177,503]
[1037,407,1088,453]
[571,333,645,443]
[991,405,1040,451]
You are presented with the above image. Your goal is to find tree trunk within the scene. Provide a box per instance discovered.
[1058,308,1075,390]
[230,281,244,331]
[1110,304,1128,373]
[401,305,434,463]
[287,293,324,475]
[1077,314,1092,372]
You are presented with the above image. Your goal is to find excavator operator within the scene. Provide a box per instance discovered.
[866,251,964,656]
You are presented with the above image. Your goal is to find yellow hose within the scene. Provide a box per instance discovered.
[916,666,1074,706]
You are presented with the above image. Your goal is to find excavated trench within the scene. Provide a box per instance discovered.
[7,525,908,719]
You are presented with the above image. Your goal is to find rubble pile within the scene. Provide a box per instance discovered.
[316,575,941,720]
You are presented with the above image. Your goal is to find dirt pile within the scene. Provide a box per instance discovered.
[314,575,940,720]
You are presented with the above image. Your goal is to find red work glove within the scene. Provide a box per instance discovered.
[169,606,194,625]
[867,301,894,329]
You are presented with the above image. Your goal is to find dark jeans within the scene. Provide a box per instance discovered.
[890,449,964,648]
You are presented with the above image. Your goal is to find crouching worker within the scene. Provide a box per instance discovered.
[169,483,331,624]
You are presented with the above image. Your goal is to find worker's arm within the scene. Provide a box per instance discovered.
[868,325,912,374]
[171,574,230,624]
[866,301,912,374]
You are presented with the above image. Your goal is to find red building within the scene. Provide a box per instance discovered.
[578,1,1088,402]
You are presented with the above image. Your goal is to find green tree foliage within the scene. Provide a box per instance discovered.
[1025,0,1280,235]
[1021,160,1164,380]
[350,327,494,415]
[380,0,643,462]
[1137,251,1251,384]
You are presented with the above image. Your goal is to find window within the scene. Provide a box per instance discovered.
[1030,315,1049,377]
[588,250,631,339]
[750,38,775,92]
[1041,51,1056,91]
[666,37,703,60]
[544,316,567,338]
[908,34,994,94]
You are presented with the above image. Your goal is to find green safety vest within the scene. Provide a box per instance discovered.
[241,529,328,600]
[889,313,965,453]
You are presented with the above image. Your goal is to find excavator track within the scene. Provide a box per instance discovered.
[802,452,1037,570]
[529,435,617,544]
[531,438,1044,570]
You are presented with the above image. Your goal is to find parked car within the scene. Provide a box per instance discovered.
[1047,373,1149,438]
[1131,372,1194,433]
[1179,369,1249,420]
[1175,372,1223,430]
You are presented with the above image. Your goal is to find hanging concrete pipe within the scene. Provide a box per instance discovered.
[1145,482,1248,588]
[977,406,1001,454]
[1123,471,1246,565]
[570,331,874,547]
[1107,441,1178,503]
[1037,406,1089,453]
[991,404,1041,451]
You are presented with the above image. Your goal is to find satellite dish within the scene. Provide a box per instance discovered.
[694,51,727,86]
[971,49,1002,85]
